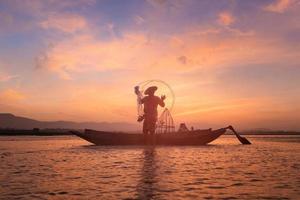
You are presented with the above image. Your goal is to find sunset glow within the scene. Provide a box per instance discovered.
[0,0,300,130]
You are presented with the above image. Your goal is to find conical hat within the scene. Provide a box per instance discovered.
[144,86,157,95]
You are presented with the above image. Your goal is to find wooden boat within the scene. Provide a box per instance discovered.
[71,127,228,146]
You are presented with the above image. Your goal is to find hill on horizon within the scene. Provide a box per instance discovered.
[0,113,140,132]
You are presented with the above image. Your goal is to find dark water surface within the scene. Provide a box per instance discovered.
[1,135,300,200]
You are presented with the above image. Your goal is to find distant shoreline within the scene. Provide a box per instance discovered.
[0,129,73,136]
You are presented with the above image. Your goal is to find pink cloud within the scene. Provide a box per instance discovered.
[40,13,87,33]
[134,15,145,25]
[0,71,18,82]
[264,0,293,13]
[218,12,235,26]
[0,89,25,102]
[5,0,95,14]
[35,21,299,81]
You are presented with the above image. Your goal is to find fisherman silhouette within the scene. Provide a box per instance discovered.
[141,86,166,138]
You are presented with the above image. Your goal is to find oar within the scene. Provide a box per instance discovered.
[227,125,251,145]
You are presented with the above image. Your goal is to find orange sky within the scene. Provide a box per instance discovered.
[0,0,300,130]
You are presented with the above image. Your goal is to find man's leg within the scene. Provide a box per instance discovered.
[143,118,148,144]
[149,119,157,145]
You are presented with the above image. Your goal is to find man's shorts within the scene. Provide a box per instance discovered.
[143,116,157,134]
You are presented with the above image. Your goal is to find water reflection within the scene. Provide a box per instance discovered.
[137,147,157,200]
[1,136,300,199]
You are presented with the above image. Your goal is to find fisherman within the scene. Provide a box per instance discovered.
[141,86,166,139]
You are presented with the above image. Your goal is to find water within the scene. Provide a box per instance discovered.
[1,135,299,200]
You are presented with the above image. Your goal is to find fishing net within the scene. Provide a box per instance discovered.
[156,108,175,133]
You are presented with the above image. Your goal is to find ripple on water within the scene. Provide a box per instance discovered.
[250,178,263,182]
[230,182,244,187]
[57,191,68,195]
[219,197,239,200]
[206,185,227,189]
[274,183,291,189]
[0,136,300,199]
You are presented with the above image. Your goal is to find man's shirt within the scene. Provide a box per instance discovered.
[141,95,165,117]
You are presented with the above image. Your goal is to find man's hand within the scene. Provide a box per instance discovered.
[134,86,140,95]
[161,95,166,101]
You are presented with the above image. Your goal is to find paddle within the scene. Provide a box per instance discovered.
[227,125,251,145]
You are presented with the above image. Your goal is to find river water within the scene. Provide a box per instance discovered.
[0,135,299,200]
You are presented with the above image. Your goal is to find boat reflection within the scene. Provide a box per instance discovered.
[137,147,157,199]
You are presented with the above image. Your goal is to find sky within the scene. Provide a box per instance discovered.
[0,0,300,130]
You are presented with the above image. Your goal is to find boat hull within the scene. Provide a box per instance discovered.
[72,128,227,146]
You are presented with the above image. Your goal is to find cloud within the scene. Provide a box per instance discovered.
[35,20,298,81]
[0,11,13,27]
[0,0,96,35]
[146,0,167,7]
[264,0,293,13]
[0,89,25,102]
[134,15,145,25]
[218,11,235,26]
[177,56,187,65]
[36,34,137,79]
[196,28,221,35]
[39,13,87,33]
[36,32,186,79]
[0,71,19,82]
[0,65,19,83]
[174,98,255,117]
[4,0,96,14]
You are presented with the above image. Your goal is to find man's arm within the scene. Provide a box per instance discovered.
[158,96,165,107]
[141,97,146,104]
